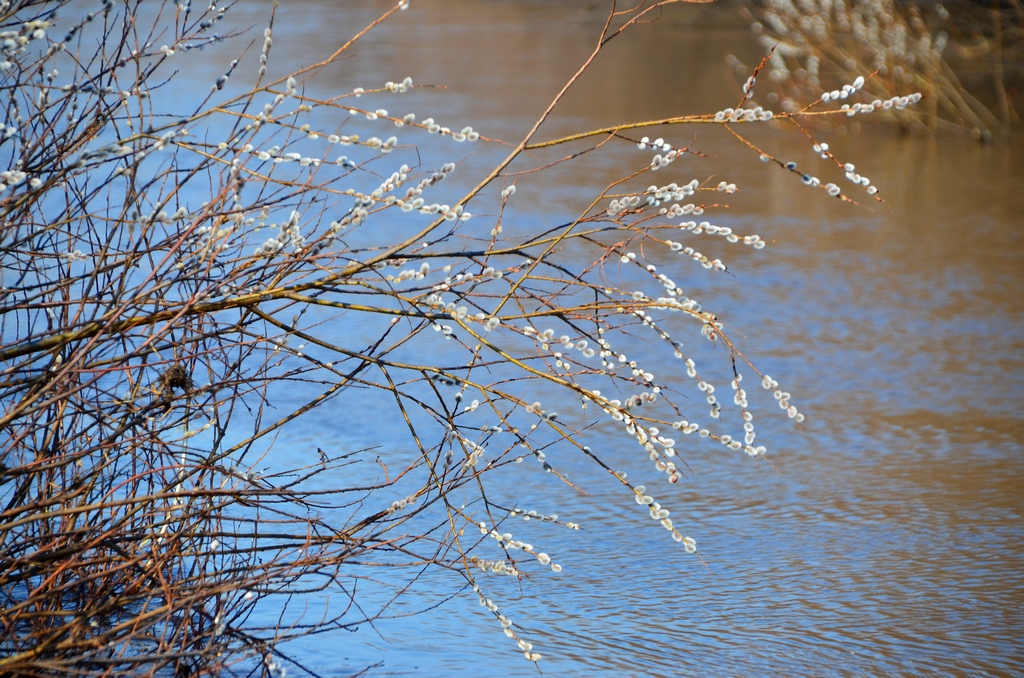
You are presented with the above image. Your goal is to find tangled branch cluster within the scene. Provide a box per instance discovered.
[0,1,921,674]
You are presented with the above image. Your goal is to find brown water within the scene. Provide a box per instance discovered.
[155,1,1024,675]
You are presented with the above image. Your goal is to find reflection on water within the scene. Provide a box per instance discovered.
[165,1,1024,675]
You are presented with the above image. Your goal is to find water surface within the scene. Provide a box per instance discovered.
[146,2,1024,675]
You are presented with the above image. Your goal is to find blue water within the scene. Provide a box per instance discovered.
[241,127,1024,678]
[43,1,1022,675]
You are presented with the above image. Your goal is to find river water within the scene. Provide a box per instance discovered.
[135,1,1024,675]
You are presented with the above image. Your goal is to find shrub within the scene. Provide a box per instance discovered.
[0,1,921,675]
[737,0,1023,139]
